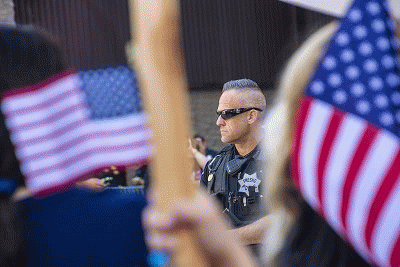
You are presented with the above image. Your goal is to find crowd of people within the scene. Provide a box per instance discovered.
[1,0,399,266]
[144,0,396,265]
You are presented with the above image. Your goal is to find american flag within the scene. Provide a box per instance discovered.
[292,0,400,266]
[1,65,151,196]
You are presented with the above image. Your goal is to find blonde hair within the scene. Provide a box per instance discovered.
[262,22,339,266]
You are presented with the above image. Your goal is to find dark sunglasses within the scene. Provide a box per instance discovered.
[216,107,263,120]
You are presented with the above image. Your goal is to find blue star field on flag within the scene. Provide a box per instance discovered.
[305,0,400,135]
[79,65,144,119]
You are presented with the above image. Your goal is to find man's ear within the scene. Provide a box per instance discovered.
[247,109,259,124]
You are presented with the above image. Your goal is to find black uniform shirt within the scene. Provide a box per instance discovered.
[200,144,266,227]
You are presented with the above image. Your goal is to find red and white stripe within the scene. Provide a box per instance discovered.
[1,70,151,196]
[292,95,400,267]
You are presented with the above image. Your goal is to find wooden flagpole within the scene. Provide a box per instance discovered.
[127,0,205,266]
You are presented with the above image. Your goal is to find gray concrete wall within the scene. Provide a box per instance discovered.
[189,90,223,151]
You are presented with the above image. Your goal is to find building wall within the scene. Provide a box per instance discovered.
[15,0,333,150]
[15,0,334,88]
[15,0,130,68]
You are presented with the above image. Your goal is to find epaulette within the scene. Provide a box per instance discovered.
[207,145,234,193]
[219,144,235,153]
[208,144,234,172]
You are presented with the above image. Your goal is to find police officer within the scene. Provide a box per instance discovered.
[200,78,268,256]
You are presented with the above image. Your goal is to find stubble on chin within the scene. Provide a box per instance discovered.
[220,135,231,144]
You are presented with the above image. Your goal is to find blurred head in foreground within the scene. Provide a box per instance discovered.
[263,10,400,264]
[0,25,66,186]
[261,22,338,265]
[0,25,66,266]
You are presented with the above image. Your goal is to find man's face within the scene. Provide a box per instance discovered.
[216,90,250,144]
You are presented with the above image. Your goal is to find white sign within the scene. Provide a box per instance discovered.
[280,0,400,19]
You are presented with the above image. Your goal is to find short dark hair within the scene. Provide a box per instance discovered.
[0,25,65,266]
[0,25,67,186]
[222,78,260,92]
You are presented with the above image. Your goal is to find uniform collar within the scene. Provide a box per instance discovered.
[233,144,261,159]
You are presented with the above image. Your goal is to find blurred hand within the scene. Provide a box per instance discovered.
[188,138,196,156]
[76,178,107,190]
[142,190,257,266]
